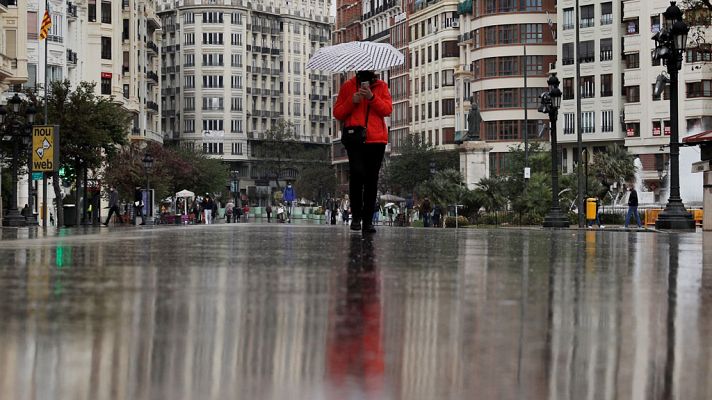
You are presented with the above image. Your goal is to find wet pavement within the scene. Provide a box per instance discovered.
[0,224,710,400]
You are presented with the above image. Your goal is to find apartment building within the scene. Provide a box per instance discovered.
[457,0,557,176]
[557,0,623,176]
[160,0,333,194]
[389,3,410,153]
[408,0,460,150]
[0,0,28,92]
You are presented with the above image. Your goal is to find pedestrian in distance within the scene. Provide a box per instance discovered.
[204,195,213,224]
[333,70,392,234]
[266,203,272,223]
[21,204,30,218]
[421,197,432,227]
[331,200,338,225]
[243,203,250,222]
[587,197,606,229]
[226,200,234,223]
[103,186,120,226]
[134,187,145,225]
[212,198,219,223]
[283,183,296,223]
[325,198,333,226]
[624,185,642,229]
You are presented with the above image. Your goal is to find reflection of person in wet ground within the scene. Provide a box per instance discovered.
[327,236,384,397]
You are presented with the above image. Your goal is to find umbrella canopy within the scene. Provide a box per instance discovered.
[307,41,404,72]
[176,189,195,198]
[384,202,397,208]
[380,194,406,202]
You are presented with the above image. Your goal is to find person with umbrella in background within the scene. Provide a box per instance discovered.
[333,70,392,234]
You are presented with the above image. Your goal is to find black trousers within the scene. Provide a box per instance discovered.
[346,143,385,224]
[104,205,120,224]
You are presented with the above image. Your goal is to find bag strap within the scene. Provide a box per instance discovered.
[364,101,371,129]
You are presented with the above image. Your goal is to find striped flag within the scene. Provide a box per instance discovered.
[39,10,52,40]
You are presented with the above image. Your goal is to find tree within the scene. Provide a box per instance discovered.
[293,162,336,204]
[25,81,132,226]
[416,168,468,210]
[473,176,507,213]
[384,135,459,195]
[252,119,302,190]
[591,145,635,202]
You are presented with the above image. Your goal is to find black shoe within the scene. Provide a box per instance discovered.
[102,223,108,227]
[362,224,377,234]
[350,221,361,231]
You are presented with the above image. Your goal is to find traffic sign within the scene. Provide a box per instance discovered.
[32,172,44,180]
[31,125,60,172]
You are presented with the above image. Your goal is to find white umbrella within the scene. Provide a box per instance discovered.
[384,202,397,208]
[307,41,404,72]
[380,194,406,202]
[175,190,195,215]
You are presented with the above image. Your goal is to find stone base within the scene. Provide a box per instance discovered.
[655,203,696,231]
[543,207,570,228]
[3,211,27,227]
[459,140,492,190]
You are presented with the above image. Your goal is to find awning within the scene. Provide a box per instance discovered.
[683,130,712,144]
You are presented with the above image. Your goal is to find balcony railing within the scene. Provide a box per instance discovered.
[146,71,159,82]
[67,3,78,19]
[146,101,159,112]
[147,41,159,54]
[66,49,78,65]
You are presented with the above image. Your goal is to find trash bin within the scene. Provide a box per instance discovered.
[63,204,76,227]
[586,198,597,221]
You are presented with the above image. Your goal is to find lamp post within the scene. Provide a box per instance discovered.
[231,170,240,203]
[539,73,569,228]
[652,1,696,230]
[142,152,154,225]
[1,94,36,227]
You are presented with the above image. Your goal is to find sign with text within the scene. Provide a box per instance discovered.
[32,125,60,172]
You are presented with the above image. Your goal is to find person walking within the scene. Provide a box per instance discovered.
[624,185,642,229]
[226,200,234,223]
[333,70,392,234]
[242,203,250,222]
[325,198,333,225]
[587,197,606,229]
[266,204,272,223]
[283,183,296,223]
[134,187,145,225]
[204,196,213,224]
[103,186,120,226]
[331,200,339,225]
[421,197,432,228]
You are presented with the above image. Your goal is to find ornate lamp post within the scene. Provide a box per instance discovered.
[1,94,36,227]
[231,170,240,203]
[539,73,569,228]
[652,1,696,230]
[142,152,154,225]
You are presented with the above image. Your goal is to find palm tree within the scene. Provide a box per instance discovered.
[592,145,636,202]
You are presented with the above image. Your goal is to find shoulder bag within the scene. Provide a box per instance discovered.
[341,101,370,148]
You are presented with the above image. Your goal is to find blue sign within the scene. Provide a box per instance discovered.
[32,171,44,181]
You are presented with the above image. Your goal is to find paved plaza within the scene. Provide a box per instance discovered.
[0,224,710,399]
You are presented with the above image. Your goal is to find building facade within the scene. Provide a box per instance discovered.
[458,0,557,177]
[0,0,28,93]
[160,0,333,199]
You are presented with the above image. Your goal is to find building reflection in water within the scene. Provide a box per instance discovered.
[0,228,710,400]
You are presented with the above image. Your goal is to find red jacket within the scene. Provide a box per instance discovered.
[333,77,392,144]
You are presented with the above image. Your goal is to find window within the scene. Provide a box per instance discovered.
[524,55,543,75]
[202,32,223,45]
[601,110,614,132]
[601,2,613,25]
[231,143,243,155]
[564,113,575,134]
[434,72,439,88]
[202,119,224,132]
[563,8,574,30]
[581,111,595,133]
[686,80,712,97]
[485,27,497,46]
[442,69,454,86]
[442,98,455,115]
[499,57,518,76]
[521,87,543,108]
[202,75,224,89]
[522,24,543,44]
[434,100,439,118]
[101,36,111,59]
[499,89,517,108]
[231,53,242,67]
[627,19,639,34]
[414,50,419,67]
[185,53,195,66]
[88,0,96,22]
[625,122,640,137]
[600,38,613,61]
[202,12,223,24]
[185,75,195,88]
[442,41,458,58]
[184,97,195,110]
[185,119,195,133]
[231,33,243,45]
[687,47,712,62]
[563,78,574,100]
[601,74,613,97]
[498,121,518,140]
[625,52,640,68]
[231,97,242,111]
[231,120,243,133]
[522,0,542,12]
[652,83,670,100]
[427,46,432,62]
[123,84,129,99]
[202,53,222,66]
[428,102,432,119]
[203,97,224,110]
[101,76,111,95]
[101,1,111,24]
[579,41,594,63]
[580,76,595,98]
[485,90,497,108]
[485,58,498,77]
[498,25,517,44]
[652,120,662,136]
[580,5,594,28]
[184,33,195,45]
[651,15,661,34]
[485,121,497,141]
[414,105,419,122]
[625,86,640,102]
[434,43,439,60]
[231,12,243,25]
[184,12,195,24]
[563,43,574,65]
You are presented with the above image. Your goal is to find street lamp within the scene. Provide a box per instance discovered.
[651,1,695,230]
[231,170,240,203]
[539,73,569,228]
[142,152,154,225]
[1,94,36,227]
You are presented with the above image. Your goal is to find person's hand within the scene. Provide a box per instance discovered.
[359,87,374,100]
[353,93,362,104]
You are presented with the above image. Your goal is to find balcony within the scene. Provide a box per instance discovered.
[67,3,78,19]
[146,101,159,113]
[147,41,159,54]
[122,65,130,74]
[146,71,159,83]
[365,29,389,42]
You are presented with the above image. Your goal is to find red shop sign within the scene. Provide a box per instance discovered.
[101,72,112,79]
[664,125,671,136]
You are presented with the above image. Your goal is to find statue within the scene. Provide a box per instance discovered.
[467,98,482,140]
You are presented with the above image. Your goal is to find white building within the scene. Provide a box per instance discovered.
[160,0,333,195]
